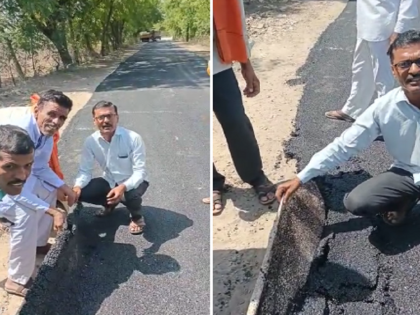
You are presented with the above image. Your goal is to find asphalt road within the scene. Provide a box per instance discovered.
[50,41,210,315]
[285,3,420,314]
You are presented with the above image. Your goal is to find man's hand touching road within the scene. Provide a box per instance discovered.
[275,177,302,204]
[241,60,260,98]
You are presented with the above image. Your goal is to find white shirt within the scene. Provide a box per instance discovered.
[0,114,62,213]
[357,0,419,42]
[213,0,251,75]
[298,87,420,185]
[74,126,147,191]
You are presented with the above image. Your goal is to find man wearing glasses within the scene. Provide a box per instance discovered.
[276,30,420,227]
[72,101,149,235]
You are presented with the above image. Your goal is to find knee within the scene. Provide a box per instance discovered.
[343,192,372,216]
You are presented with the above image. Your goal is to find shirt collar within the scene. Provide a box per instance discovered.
[96,126,123,141]
[395,87,420,113]
[30,114,42,139]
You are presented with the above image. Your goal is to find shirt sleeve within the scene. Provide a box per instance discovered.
[297,103,381,184]
[74,137,95,188]
[31,139,65,189]
[4,189,50,212]
[395,0,419,33]
[123,135,146,191]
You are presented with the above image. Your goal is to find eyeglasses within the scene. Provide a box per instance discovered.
[95,114,117,122]
[394,58,420,70]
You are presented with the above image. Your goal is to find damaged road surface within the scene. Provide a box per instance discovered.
[259,2,420,315]
[18,41,210,315]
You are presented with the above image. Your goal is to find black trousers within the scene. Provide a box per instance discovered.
[213,68,266,191]
[79,178,149,221]
[344,168,420,217]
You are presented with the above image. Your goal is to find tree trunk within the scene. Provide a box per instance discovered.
[84,34,100,58]
[5,37,25,80]
[69,20,80,64]
[100,0,115,56]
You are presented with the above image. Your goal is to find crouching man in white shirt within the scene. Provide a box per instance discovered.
[0,122,67,297]
[276,30,420,226]
[73,101,149,235]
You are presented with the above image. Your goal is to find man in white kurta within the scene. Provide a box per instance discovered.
[0,90,74,296]
[325,0,419,122]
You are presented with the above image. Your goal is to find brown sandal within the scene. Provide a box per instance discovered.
[4,278,33,297]
[129,217,145,235]
[203,191,224,215]
[325,110,355,123]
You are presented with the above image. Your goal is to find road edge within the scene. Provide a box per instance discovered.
[246,181,326,315]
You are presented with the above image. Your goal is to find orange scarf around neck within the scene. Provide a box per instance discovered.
[213,0,248,64]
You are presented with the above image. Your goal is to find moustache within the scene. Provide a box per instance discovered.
[407,75,420,83]
[102,124,112,127]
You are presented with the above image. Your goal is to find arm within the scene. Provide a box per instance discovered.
[31,139,65,189]
[123,135,146,191]
[395,0,419,33]
[297,104,381,184]
[74,138,95,189]
[5,189,50,212]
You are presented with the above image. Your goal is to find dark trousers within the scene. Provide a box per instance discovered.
[213,68,265,191]
[79,178,149,221]
[344,168,420,217]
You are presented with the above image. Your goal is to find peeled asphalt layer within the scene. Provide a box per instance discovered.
[282,2,420,314]
[19,41,210,315]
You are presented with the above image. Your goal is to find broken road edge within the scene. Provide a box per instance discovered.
[246,181,326,315]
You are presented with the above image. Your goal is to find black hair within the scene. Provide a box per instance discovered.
[92,100,118,115]
[387,30,420,61]
[38,89,73,111]
[0,125,34,159]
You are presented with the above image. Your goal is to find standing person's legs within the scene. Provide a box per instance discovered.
[34,183,56,254]
[122,181,149,234]
[78,177,113,216]
[326,38,375,121]
[344,168,420,225]
[212,68,275,207]
[369,39,395,98]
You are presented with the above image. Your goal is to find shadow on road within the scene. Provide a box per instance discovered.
[213,248,266,315]
[19,205,193,315]
[95,42,208,92]
[369,207,420,256]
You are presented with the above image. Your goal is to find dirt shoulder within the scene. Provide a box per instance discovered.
[212,1,346,314]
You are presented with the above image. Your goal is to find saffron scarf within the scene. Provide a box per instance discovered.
[213,0,248,64]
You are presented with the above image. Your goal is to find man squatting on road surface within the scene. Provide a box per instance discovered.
[325,0,419,123]
[276,30,420,227]
[0,90,74,297]
[72,100,149,235]
[205,0,276,215]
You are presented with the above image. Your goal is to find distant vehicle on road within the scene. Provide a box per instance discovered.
[140,30,161,42]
